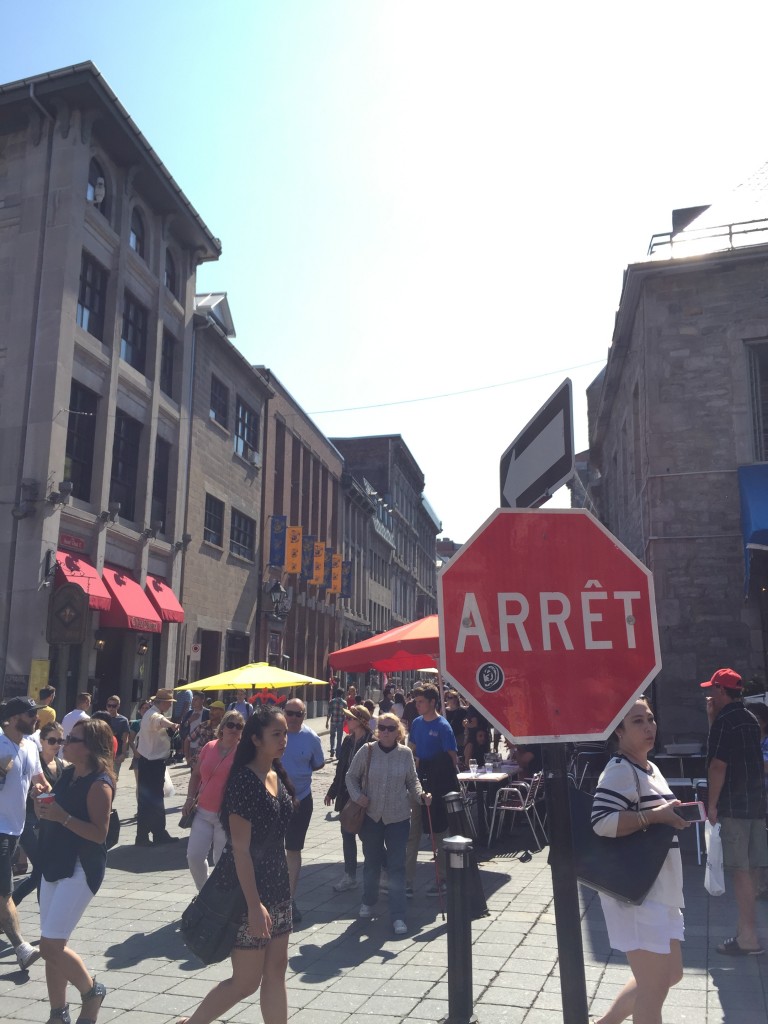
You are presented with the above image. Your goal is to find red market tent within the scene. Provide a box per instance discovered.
[329,615,439,674]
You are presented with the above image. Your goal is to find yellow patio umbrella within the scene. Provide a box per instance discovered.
[176,662,327,691]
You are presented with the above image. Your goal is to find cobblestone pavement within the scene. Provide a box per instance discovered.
[2,718,767,1022]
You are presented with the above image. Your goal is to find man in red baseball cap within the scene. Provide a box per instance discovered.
[702,667,766,956]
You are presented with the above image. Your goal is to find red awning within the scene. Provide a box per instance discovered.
[145,574,185,624]
[100,567,162,633]
[55,551,112,612]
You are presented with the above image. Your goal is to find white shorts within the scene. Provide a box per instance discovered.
[39,859,95,941]
[599,895,684,955]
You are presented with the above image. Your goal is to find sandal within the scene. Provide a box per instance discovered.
[76,978,107,1023]
[717,936,765,956]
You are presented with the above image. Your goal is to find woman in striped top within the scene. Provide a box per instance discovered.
[591,698,690,1024]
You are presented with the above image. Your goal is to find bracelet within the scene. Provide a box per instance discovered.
[637,810,648,831]
[63,814,72,828]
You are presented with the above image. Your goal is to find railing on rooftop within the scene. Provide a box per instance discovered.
[648,216,768,257]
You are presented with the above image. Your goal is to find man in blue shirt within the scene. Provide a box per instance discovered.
[280,698,324,920]
[407,684,458,897]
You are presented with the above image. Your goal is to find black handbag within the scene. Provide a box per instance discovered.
[570,763,676,906]
[180,863,246,965]
[106,809,121,850]
[340,744,373,835]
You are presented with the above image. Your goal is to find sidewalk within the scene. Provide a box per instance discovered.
[2,725,767,1022]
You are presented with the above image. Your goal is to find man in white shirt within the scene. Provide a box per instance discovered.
[60,692,92,736]
[0,696,49,970]
[136,689,179,846]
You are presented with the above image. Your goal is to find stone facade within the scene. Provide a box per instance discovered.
[588,243,768,738]
[0,64,219,709]
[178,296,272,681]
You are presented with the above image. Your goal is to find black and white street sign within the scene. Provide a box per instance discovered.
[499,378,574,508]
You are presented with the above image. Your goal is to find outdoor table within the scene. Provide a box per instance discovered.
[457,766,518,845]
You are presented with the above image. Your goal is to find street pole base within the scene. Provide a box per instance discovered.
[438,1016,478,1024]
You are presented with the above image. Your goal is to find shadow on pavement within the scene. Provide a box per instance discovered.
[104,919,202,972]
[106,840,189,873]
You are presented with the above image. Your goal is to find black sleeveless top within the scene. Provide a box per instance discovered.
[38,765,114,894]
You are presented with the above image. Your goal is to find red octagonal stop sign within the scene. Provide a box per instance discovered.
[438,508,661,742]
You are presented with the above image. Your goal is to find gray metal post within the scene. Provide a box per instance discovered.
[439,835,478,1024]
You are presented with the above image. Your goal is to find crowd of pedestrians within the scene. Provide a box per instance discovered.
[1,665,767,1024]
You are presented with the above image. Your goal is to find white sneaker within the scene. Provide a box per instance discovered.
[333,874,358,892]
[16,942,40,971]
[393,919,408,935]
[358,903,374,919]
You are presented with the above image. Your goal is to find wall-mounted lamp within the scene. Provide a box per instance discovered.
[174,532,193,552]
[94,632,107,652]
[99,501,121,523]
[268,580,290,619]
[137,637,149,656]
[47,480,74,505]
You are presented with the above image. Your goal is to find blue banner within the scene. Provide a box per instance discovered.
[323,546,333,589]
[301,535,316,580]
[269,515,286,566]
[341,560,353,599]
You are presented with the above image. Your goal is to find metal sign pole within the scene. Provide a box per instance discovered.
[542,742,589,1024]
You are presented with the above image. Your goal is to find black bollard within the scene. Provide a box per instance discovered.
[439,835,479,1024]
[444,791,488,919]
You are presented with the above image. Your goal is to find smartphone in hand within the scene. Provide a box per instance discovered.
[674,801,706,822]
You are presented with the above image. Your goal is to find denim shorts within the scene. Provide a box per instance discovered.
[720,817,768,871]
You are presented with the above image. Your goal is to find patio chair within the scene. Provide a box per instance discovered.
[487,772,547,850]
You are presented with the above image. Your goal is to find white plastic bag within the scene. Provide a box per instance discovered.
[704,820,725,896]
[163,768,175,799]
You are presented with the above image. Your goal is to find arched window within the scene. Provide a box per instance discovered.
[164,248,178,297]
[129,207,145,259]
[86,158,110,219]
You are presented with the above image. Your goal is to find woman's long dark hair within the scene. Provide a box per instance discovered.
[230,705,296,801]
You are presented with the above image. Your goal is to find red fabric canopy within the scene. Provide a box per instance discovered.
[100,567,162,633]
[329,615,439,673]
[145,574,184,623]
[55,551,111,612]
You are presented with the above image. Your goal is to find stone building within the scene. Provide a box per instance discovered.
[330,435,442,639]
[587,188,768,737]
[0,63,220,708]
[177,295,273,682]
[256,368,344,687]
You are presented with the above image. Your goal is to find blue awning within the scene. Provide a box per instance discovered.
[737,464,768,593]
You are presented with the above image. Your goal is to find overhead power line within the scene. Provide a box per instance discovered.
[309,359,604,415]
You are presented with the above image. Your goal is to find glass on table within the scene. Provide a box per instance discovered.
[469,759,478,777]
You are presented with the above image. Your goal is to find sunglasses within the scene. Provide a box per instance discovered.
[284,710,304,718]
[106,703,119,708]
[45,737,64,745]
[65,735,86,744]
[378,724,398,733]
[224,722,244,730]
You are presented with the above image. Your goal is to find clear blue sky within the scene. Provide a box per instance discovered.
[5,2,768,540]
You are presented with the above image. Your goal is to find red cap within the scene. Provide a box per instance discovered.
[700,668,743,691]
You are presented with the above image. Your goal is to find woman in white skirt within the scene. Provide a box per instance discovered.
[36,718,115,1024]
[591,698,690,1024]
[182,709,243,889]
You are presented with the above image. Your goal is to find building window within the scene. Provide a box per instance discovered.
[151,438,171,534]
[204,494,225,546]
[121,292,148,374]
[110,410,142,521]
[749,344,768,461]
[86,158,110,220]
[65,380,98,501]
[76,252,108,340]
[230,508,256,561]
[164,249,178,297]
[129,207,145,258]
[210,375,229,428]
[225,632,250,671]
[160,332,175,398]
[234,396,259,460]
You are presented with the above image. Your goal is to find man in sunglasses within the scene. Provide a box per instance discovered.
[280,698,324,921]
[102,695,130,776]
[0,696,49,970]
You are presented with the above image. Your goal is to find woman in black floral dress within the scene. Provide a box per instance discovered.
[178,707,295,1024]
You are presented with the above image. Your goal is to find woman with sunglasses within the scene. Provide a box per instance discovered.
[36,717,115,1024]
[13,723,65,905]
[183,710,244,889]
[345,712,431,936]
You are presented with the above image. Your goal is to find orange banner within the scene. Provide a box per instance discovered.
[286,526,303,574]
[311,541,325,584]
[330,553,342,594]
